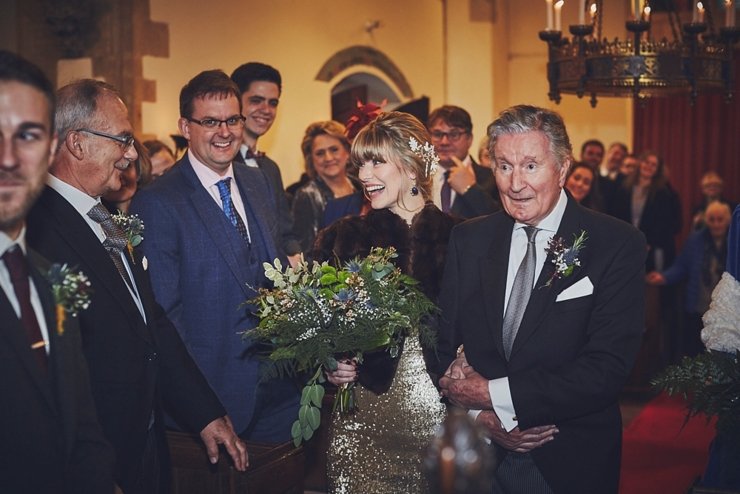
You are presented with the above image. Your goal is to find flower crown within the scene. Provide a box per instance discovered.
[408,137,439,177]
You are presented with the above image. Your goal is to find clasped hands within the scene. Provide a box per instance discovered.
[439,354,558,453]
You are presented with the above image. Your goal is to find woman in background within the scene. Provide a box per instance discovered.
[317,112,460,494]
[610,150,681,272]
[565,161,595,207]
[292,120,361,255]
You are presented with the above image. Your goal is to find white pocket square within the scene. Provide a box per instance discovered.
[556,276,593,302]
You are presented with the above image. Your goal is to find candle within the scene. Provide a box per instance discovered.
[727,0,735,28]
[590,2,597,22]
[633,0,640,19]
[643,5,651,22]
[697,2,705,23]
[693,1,699,22]
[555,0,564,31]
[546,0,554,30]
[579,0,586,24]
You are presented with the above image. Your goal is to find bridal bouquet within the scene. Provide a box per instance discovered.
[244,247,438,446]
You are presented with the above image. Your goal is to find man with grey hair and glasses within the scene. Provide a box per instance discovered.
[27,78,246,493]
[438,105,645,493]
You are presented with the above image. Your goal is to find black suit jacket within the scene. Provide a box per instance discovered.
[27,187,225,491]
[0,247,114,493]
[608,184,682,271]
[449,158,500,219]
[438,196,646,494]
[235,151,300,258]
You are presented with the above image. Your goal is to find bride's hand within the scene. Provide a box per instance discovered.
[325,360,358,386]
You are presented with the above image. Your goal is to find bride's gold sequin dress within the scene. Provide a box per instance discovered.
[327,336,446,493]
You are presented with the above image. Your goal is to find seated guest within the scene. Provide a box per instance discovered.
[292,120,362,255]
[646,202,731,356]
[565,161,596,207]
[143,139,176,178]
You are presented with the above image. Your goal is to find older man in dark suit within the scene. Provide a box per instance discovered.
[438,105,645,494]
[0,50,114,493]
[130,70,300,443]
[27,78,246,494]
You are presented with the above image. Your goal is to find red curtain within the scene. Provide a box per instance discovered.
[632,50,740,244]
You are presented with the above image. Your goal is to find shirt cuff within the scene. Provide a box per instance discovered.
[489,377,518,432]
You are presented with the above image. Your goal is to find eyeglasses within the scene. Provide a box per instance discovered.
[186,115,245,130]
[76,128,135,149]
[430,129,468,142]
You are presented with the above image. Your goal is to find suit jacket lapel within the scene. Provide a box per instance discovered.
[510,197,586,358]
[481,215,514,360]
[181,159,255,299]
[39,188,153,344]
[0,253,57,412]
[233,162,280,262]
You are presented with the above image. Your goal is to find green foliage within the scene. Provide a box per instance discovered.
[244,247,440,447]
[652,350,740,437]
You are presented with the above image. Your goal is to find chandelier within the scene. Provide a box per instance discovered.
[539,0,740,106]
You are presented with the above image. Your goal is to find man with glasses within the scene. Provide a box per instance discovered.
[428,105,499,219]
[27,78,246,493]
[130,70,300,445]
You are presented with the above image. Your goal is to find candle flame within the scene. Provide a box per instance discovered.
[555,0,564,8]
[590,3,597,14]
[698,2,704,10]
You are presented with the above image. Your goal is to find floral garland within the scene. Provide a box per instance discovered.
[44,264,92,335]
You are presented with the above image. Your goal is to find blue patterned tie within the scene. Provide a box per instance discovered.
[502,226,539,360]
[216,178,250,242]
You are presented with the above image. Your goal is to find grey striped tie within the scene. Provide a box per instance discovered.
[502,226,539,360]
[87,203,134,289]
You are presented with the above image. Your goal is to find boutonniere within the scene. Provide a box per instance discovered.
[45,264,92,335]
[111,211,144,263]
[542,230,588,288]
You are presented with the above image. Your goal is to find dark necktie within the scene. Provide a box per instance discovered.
[216,178,250,242]
[502,226,539,360]
[87,203,135,290]
[441,170,452,213]
[3,246,48,373]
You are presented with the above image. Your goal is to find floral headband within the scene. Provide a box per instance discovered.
[409,137,439,177]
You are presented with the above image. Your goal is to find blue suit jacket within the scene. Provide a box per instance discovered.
[131,155,282,433]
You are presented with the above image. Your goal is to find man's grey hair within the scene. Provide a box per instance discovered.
[55,79,122,151]
[487,105,572,170]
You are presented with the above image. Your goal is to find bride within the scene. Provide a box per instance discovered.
[314,111,462,493]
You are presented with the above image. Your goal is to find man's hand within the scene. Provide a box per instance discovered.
[439,363,492,410]
[446,156,476,194]
[477,410,558,453]
[200,415,248,471]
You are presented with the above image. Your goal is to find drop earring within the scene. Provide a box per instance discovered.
[410,183,419,196]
